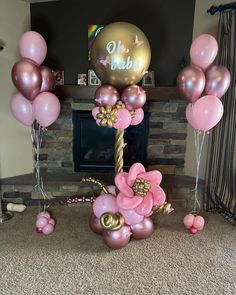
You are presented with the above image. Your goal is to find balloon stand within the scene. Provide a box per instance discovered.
[30,122,49,211]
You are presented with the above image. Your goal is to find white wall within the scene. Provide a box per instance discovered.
[0,0,33,178]
[185,0,229,179]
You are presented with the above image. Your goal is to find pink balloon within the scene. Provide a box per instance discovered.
[177,65,205,102]
[193,215,205,231]
[186,95,224,131]
[102,225,131,249]
[189,226,198,235]
[37,211,50,219]
[11,58,42,101]
[119,209,144,225]
[40,66,56,93]
[183,214,195,229]
[36,216,48,228]
[106,185,117,196]
[113,108,131,130]
[121,85,146,110]
[89,213,103,235]
[92,107,99,119]
[42,223,54,235]
[131,217,154,239]
[93,194,118,219]
[205,65,231,98]
[33,92,61,128]
[10,93,35,127]
[130,108,144,125]
[19,31,47,65]
[36,227,43,234]
[48,218,55,226]
[96,119,101,126]
[190,34,218,70]
[95,84,120,106]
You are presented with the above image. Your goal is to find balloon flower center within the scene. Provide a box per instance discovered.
[132,178,150,197]
[96,105,118,128]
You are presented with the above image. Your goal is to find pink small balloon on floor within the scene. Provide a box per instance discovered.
[42,223,54,235]
[183,213,195,229]
[48,218,55,226]
[119,208,144,226]
[113,109,131,130]
[193,215,205,231]
[130,108,144,126]
[37,211,50,219]
[189,226,198,234]
[93,194,118,219]
[36,216,48,228]
[131,217,154,239]
[89,213,103,235]
[36,227,43,234]
[102,225,131,249]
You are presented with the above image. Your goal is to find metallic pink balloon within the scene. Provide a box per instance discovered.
[177,65,205,102]
[89,213,103,235]
[10,93,35,126]
[205,65,231,98]
[102,225,131,249]
[121,85,146,110]
[131,217,154,239]
[95,84,120,106]
[40,66,56,93]
[11,58,42,101]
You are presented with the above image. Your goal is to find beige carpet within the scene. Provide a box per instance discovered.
[0,205,235,295]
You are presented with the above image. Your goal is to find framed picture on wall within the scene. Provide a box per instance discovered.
[52,70,64,85]
[77,73,87,86]
[142,71,155,87]
[88,69,101,86]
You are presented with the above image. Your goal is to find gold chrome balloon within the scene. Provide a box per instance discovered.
[91,22,151,89]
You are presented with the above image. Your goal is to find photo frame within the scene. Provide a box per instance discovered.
[52,70,64,85]
[88,69,101,86]
[142,71,155,87]
[77,73,87,86]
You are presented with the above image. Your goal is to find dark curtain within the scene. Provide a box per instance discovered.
[205,10,236,224]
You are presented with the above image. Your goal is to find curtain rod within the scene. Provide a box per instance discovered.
[207,2,236,15]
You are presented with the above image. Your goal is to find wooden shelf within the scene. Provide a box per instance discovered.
[55,85,183,100]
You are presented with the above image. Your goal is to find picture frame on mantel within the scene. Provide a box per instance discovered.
[88,69,101,86]
[142,70,155,87]
[53,70,64,85]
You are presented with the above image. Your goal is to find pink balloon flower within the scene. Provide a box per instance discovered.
[115,163,166,216]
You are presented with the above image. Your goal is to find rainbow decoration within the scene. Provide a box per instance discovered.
[88,25,103,60]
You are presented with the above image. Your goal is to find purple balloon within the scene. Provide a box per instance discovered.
[33,92,60,128]
[10,93,35,126]
[40,66,56,93]
[121,85,146,110]
[186,95,224,131]
[131,217,154,239]
[177,65,205,102]
[19,31,47,65]
[89,213,103,235]
[102,225,131,249]
[11,58,42,101]
[205,65,231,98]
[95,84,120,106]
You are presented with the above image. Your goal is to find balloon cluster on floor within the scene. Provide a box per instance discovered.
[89,163,172,249]
[11,31,60,128]
[36,211,55,235]
[81,22,173,249]
[177,34,231,234]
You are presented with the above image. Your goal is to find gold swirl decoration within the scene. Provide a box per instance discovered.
[100,212,124,231]
[114,130,124,175]
[152,202,173,214]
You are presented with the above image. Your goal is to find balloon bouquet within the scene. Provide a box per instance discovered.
[177,34,231,234]
[69,22,173,249]
[11,31,60,234]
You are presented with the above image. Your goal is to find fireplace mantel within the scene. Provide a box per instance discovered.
[55,85,183,101]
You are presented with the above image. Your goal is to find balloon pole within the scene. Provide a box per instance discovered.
[30,122,48,211]
[114,130,124,175]
[192,130,206,213]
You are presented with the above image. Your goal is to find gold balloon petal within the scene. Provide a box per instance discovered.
[100,107,106,114]
[97,113,104,119]
[91,22,151,89]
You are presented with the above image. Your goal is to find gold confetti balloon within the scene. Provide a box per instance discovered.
[91,22,151,88]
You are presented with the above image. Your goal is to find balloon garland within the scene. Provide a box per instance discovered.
[10,31,61,232]
[177,34,231,234]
